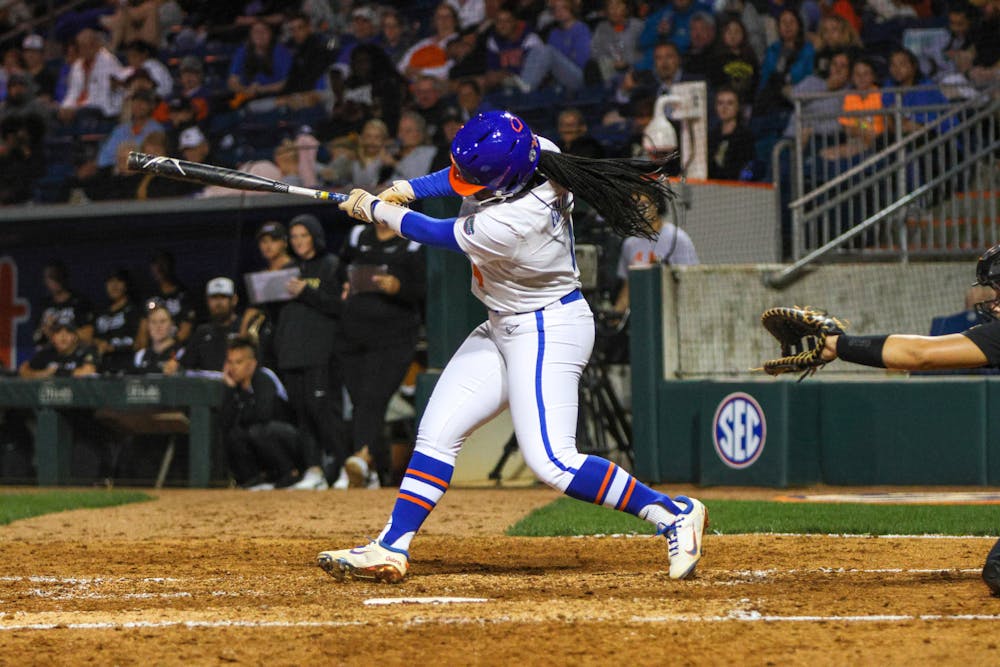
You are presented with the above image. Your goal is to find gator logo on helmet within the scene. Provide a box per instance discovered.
[463,215,475,235]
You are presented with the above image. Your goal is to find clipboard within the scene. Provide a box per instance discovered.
[243,267,301,304]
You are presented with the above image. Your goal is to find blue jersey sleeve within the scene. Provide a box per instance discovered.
[408,168,457,199]
[399,210,462,253]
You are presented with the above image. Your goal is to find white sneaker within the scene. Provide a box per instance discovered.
[246,482,275,491]
[344,455,370,488]
[661,497,708,580]
[317,540,409,583]
[332,468,349,490]
[289,466,329,491]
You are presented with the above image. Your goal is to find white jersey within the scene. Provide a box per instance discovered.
[453,137,582,313]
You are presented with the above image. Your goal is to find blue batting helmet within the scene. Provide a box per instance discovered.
[449,111,540,197]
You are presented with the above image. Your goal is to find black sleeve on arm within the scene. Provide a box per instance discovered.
[962,320,1000,367]
[297,255,342,317]
[247,369,278,424]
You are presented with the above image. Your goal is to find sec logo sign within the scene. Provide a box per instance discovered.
[713,392,766,469]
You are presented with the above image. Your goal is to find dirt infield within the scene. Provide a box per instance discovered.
[1,486,998,666]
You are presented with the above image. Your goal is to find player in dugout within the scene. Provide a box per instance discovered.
[815,243,1000,597]
[317,110,708,584]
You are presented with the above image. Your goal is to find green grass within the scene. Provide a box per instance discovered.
[507,498,1000,537]
[0,490,153,525]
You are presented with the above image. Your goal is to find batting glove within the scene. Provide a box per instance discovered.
[377,180,416,205]
[339,188,381,223]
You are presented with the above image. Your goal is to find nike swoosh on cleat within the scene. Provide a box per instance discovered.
[684,525,699,556]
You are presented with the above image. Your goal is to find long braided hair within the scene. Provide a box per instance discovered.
[535,151,677,241]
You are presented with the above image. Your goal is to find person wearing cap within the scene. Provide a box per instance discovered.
[334,5,381,72]
[177,277,242,373]
[92,86,164,171]
[94,269,143,374]
[19,314,99,379]
[21,34,58,104]
[274,214,348,491]
[240,221,294,370]
[178,125,210,165]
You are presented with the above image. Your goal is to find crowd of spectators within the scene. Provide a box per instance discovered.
[0,0,996,205]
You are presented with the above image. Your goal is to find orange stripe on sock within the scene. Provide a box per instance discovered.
[406,468,450,489]
[617,477,636,510]
[595,464,615,505]
[399,492,434,511]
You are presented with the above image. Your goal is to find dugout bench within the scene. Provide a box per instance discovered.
[0,376,223,487]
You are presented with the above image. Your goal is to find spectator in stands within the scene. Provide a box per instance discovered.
[227,19,292,111]
[613,193,698,312]
[708,17,760,107]
[174,57,210,123]
[718,0,766,61]
[121,40,172,99]
[276,213,347,491]
[33,260,95,348]
[782,48,853,143]
[240,221,294,370]
[708,86,755,179]
[278,11,334,109]
[132,298,180,374]
[820,56,884,162]
[386,110,438,182]
[618,41,701,106]
[811,14,861,79]
[967,0,1000,87]
[333,5,381,74]
[336,215,426,488]
[0,96,45,205]
[377,8,412,66]
[326,43,407,139]
[398,2,460,82]
[0,70,48,126]
[529,0,589,93]
[58,28,123,123]
[683,11,717,80]
[883,47,950,135]
[639,0,714,64]
[159,96,195,147]
[484,7,582,93]
[221,336,304,490]
[19,314,98,378]
[94,269,142,375]
[754,8,814,118]
[20,34,57,105]
[589,0,643,86]
[453,76,491,119]
[407,75,449,142]
[317,133,358,188]
[148,250,197,344]
[556,107,605,158]
[179,277,241,372]
[428,105,467,172]
[938,4,976,80]
[349,118,394,189]
[178,125,210,169]
[92,88,163,174]
[446,24,489,84]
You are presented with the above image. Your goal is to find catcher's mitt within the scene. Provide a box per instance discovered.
[759,306,847,379]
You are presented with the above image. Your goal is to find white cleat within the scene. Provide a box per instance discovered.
[289,466,329,491]
[662,497,708,580]
[317,540,409,583]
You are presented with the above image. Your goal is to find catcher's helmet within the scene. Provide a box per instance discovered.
[449,111,540,198]
[973,244,1000,321]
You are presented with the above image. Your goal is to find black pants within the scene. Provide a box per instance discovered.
[225,420,300,486]
[281,365,348,474]
[338,333,416,481]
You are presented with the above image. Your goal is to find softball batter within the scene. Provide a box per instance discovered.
[318,110,707,583]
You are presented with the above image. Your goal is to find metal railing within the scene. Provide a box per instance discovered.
[767,84,999,287]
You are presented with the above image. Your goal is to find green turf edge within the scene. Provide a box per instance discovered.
[0,490,154,525]
[507,498,1000,537]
